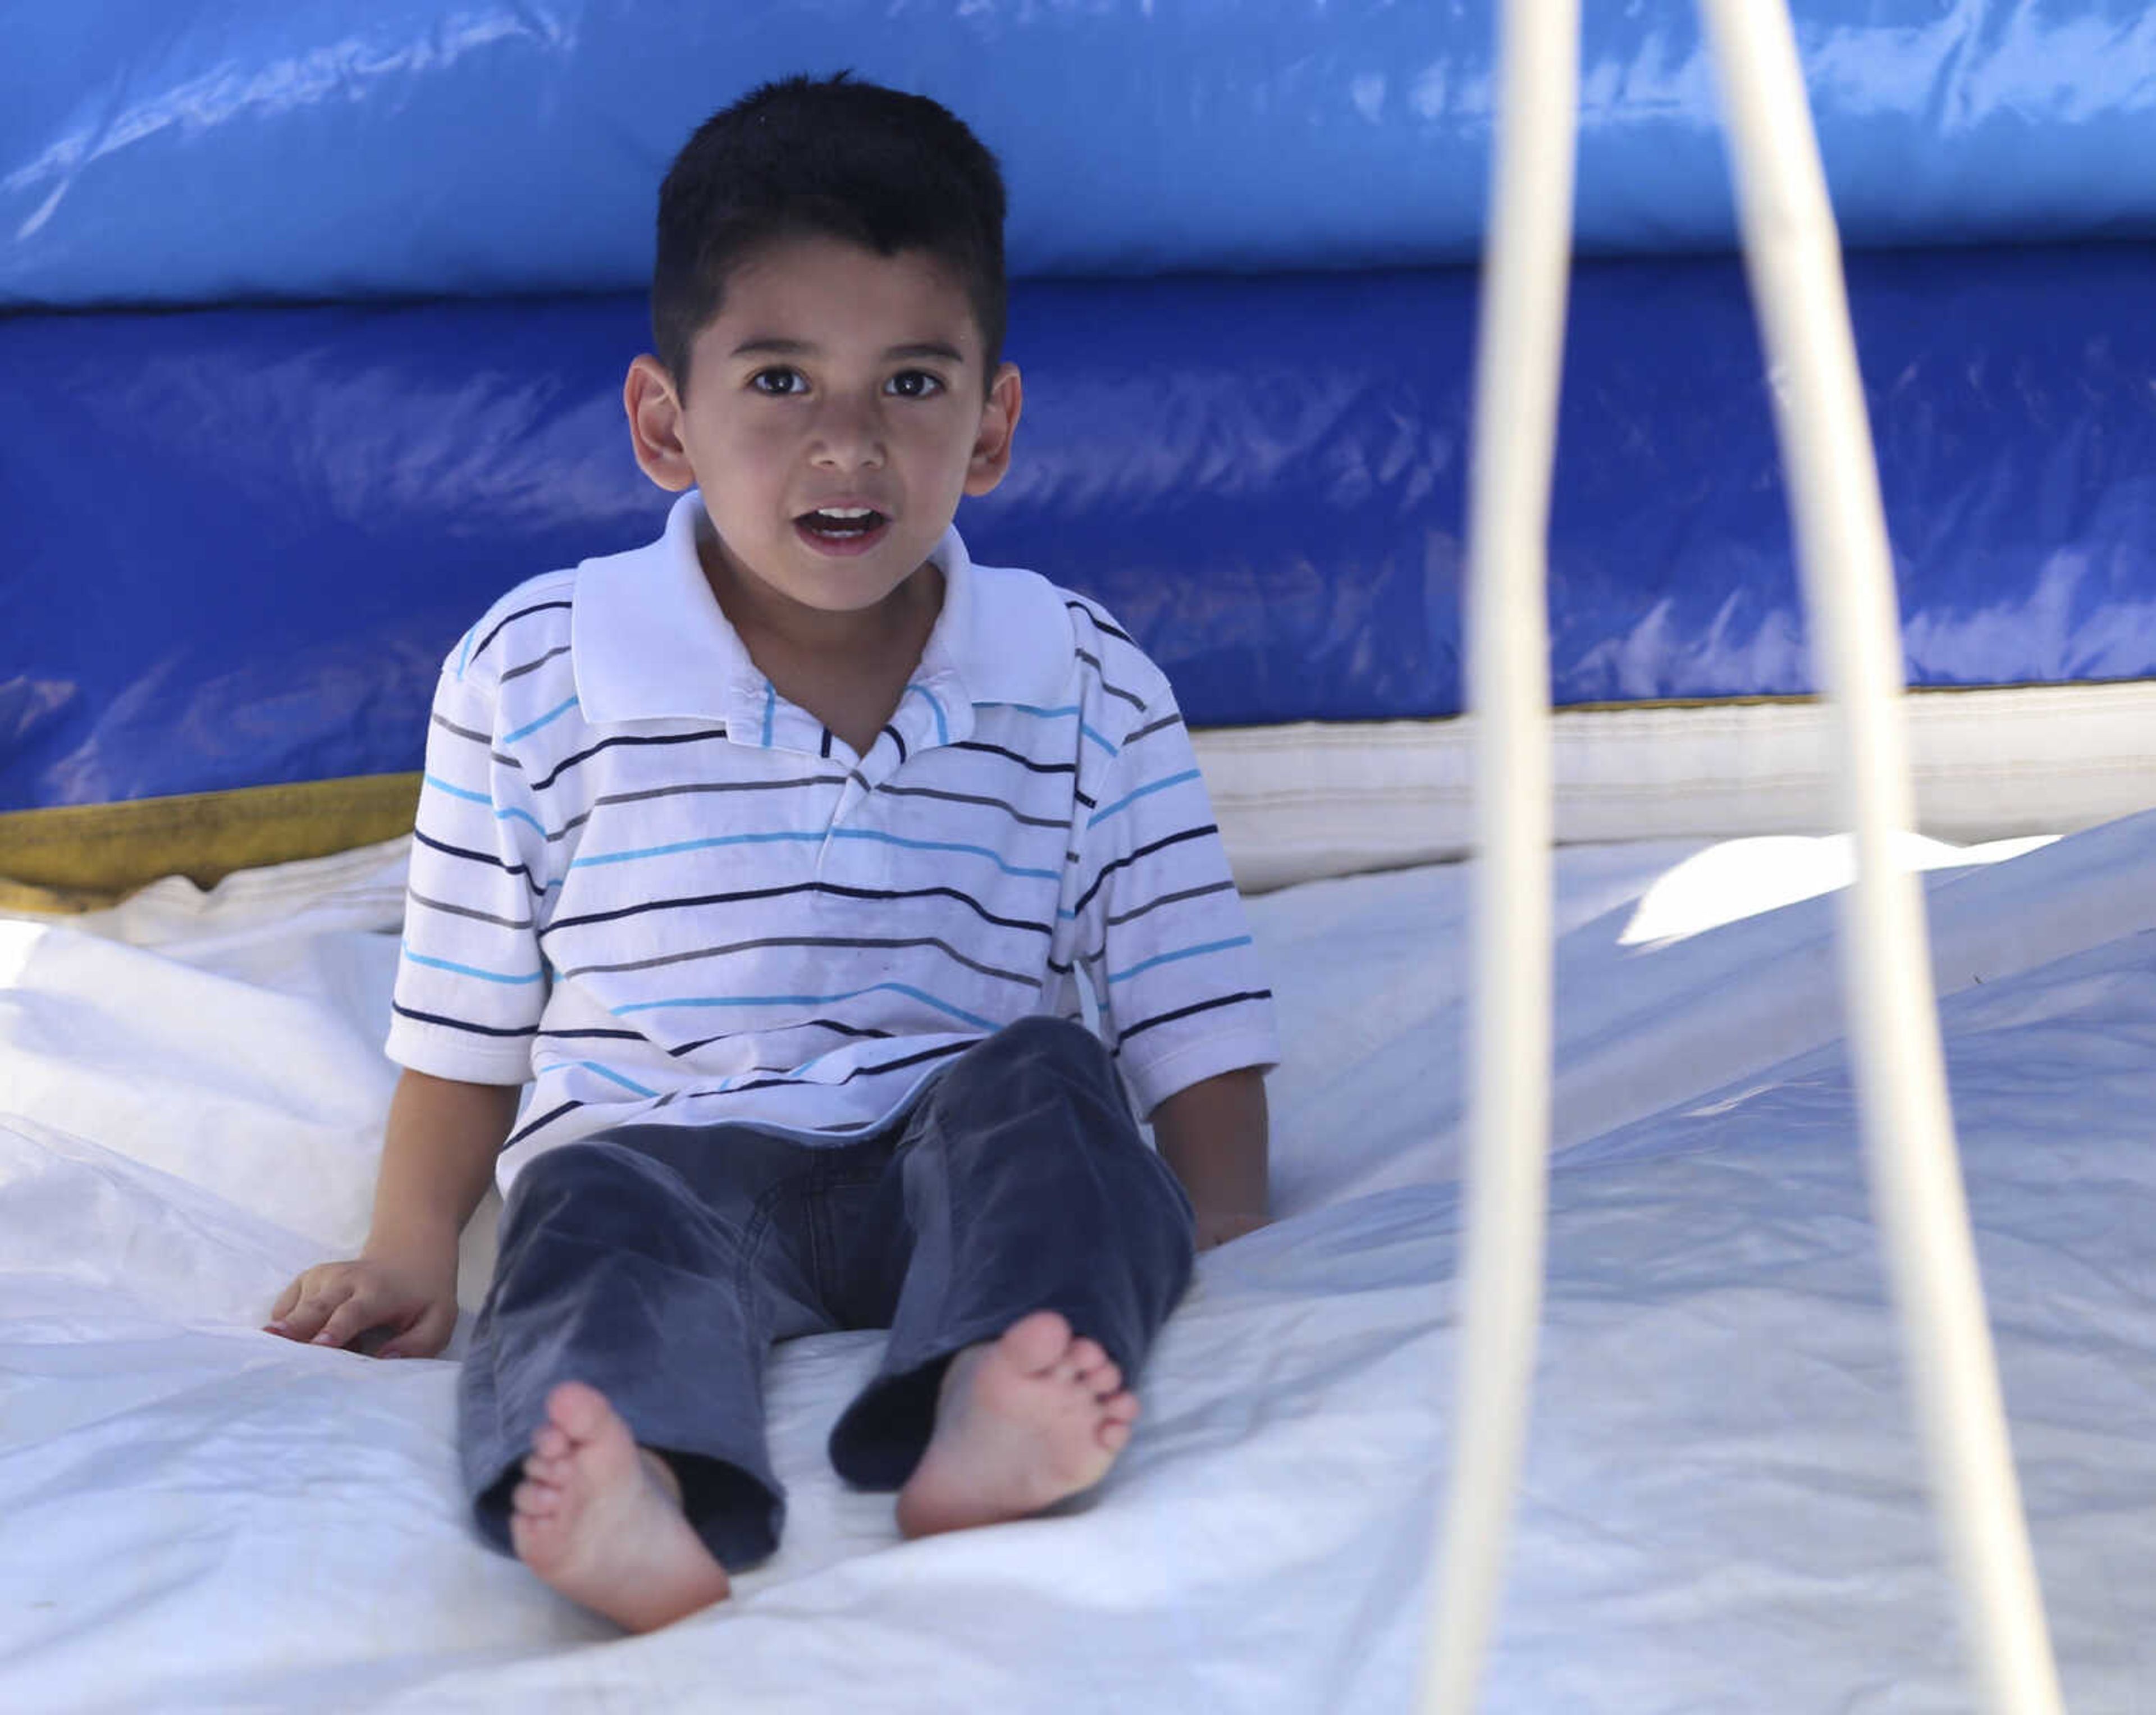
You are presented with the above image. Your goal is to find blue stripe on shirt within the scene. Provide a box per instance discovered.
[976,701,1118,756]
[1088,769,1201,828]
[423,774,546,836]
[401,944,547,985]
[832,828,1056,878]
[905,682,950,745]
[503,695,579,745]
[569,827,1057,880]
[424,773,490,805]
[570,829,817,869]
[545,1059,659,1098]
[1106,935,1254,986]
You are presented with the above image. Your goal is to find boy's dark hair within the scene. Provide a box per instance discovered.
[652,72,1008,397]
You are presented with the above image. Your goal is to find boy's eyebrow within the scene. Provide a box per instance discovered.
[730,337,968,364]
[884,341,967,363]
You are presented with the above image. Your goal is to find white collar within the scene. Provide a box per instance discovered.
[571,490,1072,730]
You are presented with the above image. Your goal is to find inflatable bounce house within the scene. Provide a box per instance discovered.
[4,3,2153,1709]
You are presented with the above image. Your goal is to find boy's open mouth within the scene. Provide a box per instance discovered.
[798,507,888,539]
[794,507,892,556]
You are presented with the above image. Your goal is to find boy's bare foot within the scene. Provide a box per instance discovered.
[509,1380,732,1632]
[896,1310,1139,1539]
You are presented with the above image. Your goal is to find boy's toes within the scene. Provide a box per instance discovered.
[534,1424,571,1461]
[511,1480,561,1518]
[545,1379,614,1442]
[1000,1310,1074,1374]
[525,1452,569,1486]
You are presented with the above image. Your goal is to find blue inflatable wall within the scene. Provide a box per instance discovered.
[3,2,2154,831]
[7,248,2155,811]
[8,1,2156,308]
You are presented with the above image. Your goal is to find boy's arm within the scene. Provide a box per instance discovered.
[365,1068,519,1265]
[266,1069,518,1355]
[1151,1068,1269,1251]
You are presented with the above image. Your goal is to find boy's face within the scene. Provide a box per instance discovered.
[625,232,1020,622]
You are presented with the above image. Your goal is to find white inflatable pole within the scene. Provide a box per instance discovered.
[1414,0,1578,1708]
[1693,3,2066,1711]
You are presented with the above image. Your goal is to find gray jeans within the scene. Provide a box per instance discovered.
[458,1016,1198,1568]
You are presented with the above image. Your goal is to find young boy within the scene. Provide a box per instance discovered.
[266,73,1278,1634]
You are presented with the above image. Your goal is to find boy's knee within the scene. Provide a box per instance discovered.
[512,1139,627,1194]
[503,1140,677,1238]
[984,1014,1104,1070]
[931,1015,1122,1121]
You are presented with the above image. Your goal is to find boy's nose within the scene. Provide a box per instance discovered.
[808,400,887,469]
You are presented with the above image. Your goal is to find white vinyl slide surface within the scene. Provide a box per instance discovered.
[4,823,2153,1711]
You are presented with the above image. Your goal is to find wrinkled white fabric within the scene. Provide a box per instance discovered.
[3,818,2152,1712]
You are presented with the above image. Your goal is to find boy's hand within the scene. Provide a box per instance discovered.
[264,1249,459,1358]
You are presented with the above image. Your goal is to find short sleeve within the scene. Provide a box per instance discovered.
[383,668,553,1085]
[1065,690,1280,1116]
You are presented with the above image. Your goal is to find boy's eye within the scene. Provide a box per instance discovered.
[885,370,944,399]
[750,368,805,396]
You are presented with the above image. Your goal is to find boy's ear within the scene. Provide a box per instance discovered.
[962,363,1024,497]
[624,354,696,491]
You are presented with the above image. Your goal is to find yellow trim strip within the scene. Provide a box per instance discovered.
[0,774,422,913]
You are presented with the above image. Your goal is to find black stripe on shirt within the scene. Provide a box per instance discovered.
[431,711,497,748]
[500,644,574,685]
[558,933,1040,991]
[677,1039,971,1105]
[1066,598,1136,645]
[408,889,535,931]
[431,713,528,774]
[469,600,572,668]
[505,1099,583,1149]
[952,739,1075,777]
[412,827,551,898]
[1125,711,1186,745]
[1112,989,1274,1052]
[883,724,908,764]
[391,1001,538,1039]
[1106,878,1237,930]
[537,1027,647,1043]
[542,879,1053,941]
[1068,823,1219,919]
[548,774,841,841]
[1074,647,1148,711]
[669,1018,893,1057]
[528,728,732,793]
[874,781,1065,829]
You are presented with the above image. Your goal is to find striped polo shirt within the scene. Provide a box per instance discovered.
[386,490,1280,1191]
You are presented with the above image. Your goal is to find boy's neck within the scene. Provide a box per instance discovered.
[696,527,940,662]
[696,526,945,754]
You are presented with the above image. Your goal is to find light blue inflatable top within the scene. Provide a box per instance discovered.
[7,0,2155,308]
